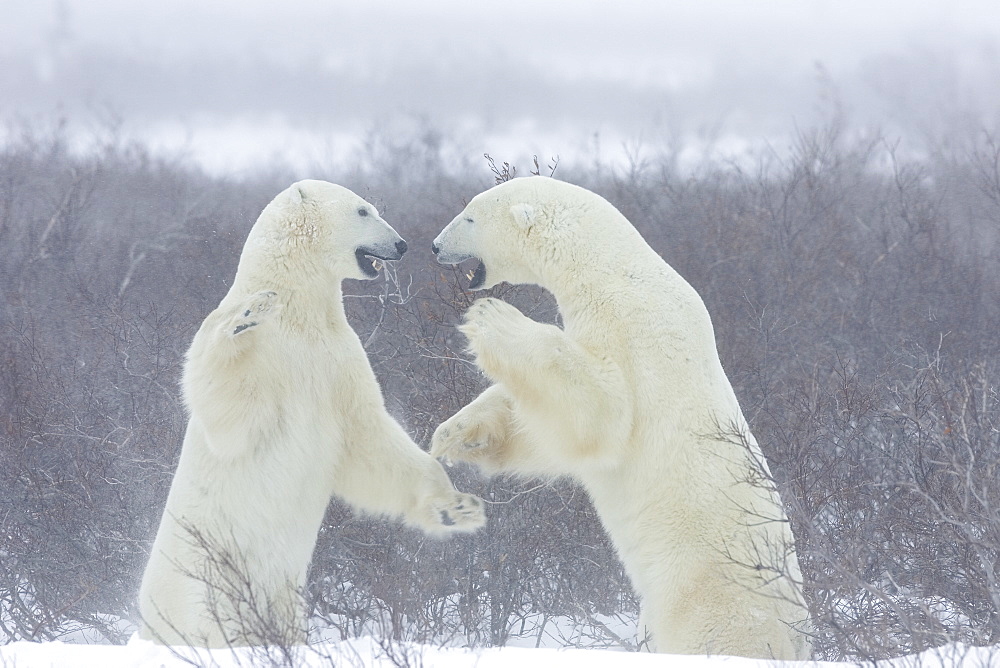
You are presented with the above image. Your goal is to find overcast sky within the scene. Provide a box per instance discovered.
[2,0,999,175]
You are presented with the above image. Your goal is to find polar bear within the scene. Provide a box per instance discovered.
[138,180,485,648]
[430,177,811,659]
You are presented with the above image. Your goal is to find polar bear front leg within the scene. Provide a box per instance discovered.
[187,290,283,368]
[431,384,563,476]
[458,298,550,383]
[457,298,632,469]
[331,416,486,536]
[412,471,487,535]
[181,291,284,459]
[224,290,282,339]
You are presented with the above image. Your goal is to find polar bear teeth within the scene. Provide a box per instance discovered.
[371,258,382,271]
[468,261,486,290]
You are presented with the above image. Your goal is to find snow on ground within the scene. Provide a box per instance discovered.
[1,638,998,668]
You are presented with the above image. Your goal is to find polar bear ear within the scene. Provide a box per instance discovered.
[509,203,535,228]
[288,185,305,206]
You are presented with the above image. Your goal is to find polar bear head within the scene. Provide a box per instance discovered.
[245,179,407,282]
[432,176,624,290]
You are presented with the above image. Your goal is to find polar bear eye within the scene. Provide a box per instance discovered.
[464,217,474,224]
[358,207,369,217]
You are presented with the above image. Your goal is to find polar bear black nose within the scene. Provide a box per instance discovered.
[431,243,440,255]
[396,239,408,256]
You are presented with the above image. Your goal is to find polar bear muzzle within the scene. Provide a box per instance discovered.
[355,239,407,278]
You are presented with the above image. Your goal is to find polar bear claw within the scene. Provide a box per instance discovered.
[230,291,280,336]
[431,412,493,465]
[429,491,485,531]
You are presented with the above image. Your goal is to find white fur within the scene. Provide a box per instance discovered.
[431,177,811,659]
[138,180,484,648]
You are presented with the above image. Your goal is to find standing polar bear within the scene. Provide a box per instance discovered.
[139,180,485,647]
[430,177,811,659]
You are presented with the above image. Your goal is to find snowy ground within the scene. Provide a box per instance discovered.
[1,638,998,668]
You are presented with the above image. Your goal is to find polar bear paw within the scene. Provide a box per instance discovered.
[230,291,281,337]
[430,415,493,466]
[459,297,536,360]
[424,490,486,533]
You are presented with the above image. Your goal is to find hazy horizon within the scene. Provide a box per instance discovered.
[3,0,999,175]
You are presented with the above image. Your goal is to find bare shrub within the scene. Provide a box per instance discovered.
[2,119,998,663]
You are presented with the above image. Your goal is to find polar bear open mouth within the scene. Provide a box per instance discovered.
[457,258,486,290]
[355,247,400,278]
[431,243,486,290]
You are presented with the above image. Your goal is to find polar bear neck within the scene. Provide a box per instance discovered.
[527,206,688,317]
[529,225,716,364]
[549,255,702,340]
